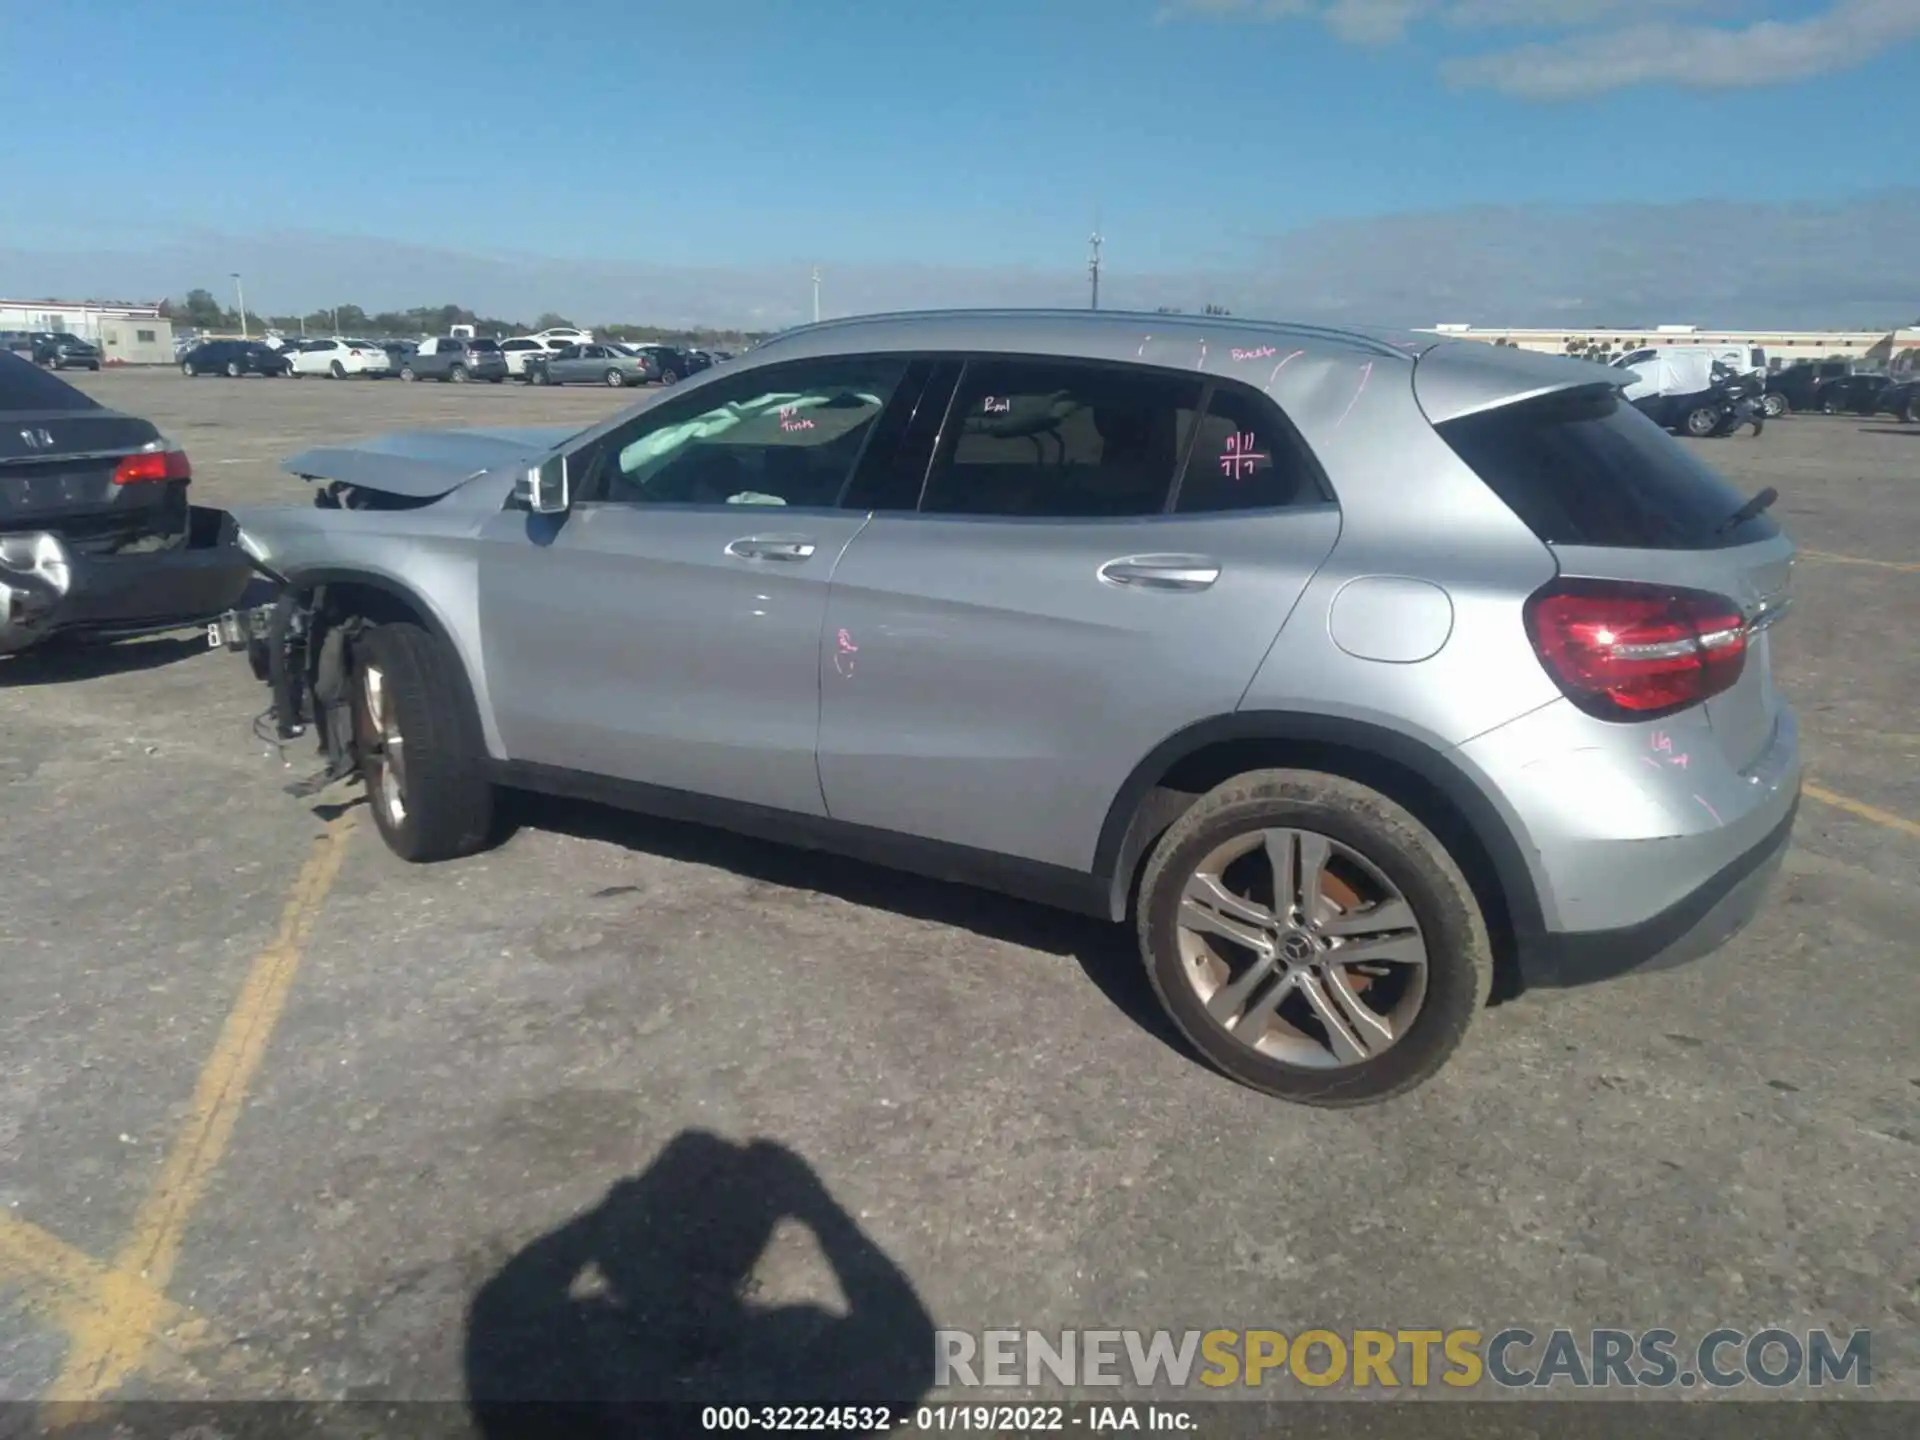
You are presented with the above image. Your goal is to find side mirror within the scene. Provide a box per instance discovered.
[526,454,569,514]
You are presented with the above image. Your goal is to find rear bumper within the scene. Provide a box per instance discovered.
[1516,789,1799,989]
[0,508,256,656]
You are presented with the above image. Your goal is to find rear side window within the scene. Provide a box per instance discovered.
[469,339,500,352]
[1436,384,1778,549]
[1174,383,1326,514]
[0,351,100,411]
[922,359,1204,519]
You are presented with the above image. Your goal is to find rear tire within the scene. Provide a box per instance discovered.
[181,360,197,377]
[661,369,679,385]
[605,368,626,387]
[1762,392,1787,418]
[226,360,243,378]
[350,622,495,864]
[399,365,417,382]
[1684,405,1720,437]
[1137,769,1491,1107]
[449,364,469,384]
[330,360,346,379]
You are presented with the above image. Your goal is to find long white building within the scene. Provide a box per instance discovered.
[0,297,177,365]
[1421,323,1920,371]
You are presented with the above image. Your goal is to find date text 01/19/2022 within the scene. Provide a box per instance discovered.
[699,1404,1197,1432]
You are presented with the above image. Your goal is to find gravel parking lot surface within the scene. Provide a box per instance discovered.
[2,371,1915,1419]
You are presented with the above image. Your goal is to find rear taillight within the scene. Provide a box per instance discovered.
[113,450,193,485]
[1524,578,1747,720]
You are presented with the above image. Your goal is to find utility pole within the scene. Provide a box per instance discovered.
[231,272,247,339]
[811,266,822,324]
[1088,230,1103,311]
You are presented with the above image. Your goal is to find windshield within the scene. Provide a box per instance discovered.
[0,350,101,412]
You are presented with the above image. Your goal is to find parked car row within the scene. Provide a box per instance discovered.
[1763,361,1920,420]
[170,332,732,387]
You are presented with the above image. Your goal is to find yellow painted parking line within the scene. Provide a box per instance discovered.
[1798,549,1920,574]
[0,1212,310,1402]
[44,814,354,1407]
[1806,783,1920,841]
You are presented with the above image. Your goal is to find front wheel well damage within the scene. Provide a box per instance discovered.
[265,577,449,793]
[1107,733,1528,1003]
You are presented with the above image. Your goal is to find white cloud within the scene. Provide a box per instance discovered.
[1445,0,1920,98]
[1158,0,1920,95]
[3,193,1914,333]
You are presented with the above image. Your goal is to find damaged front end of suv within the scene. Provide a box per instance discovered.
[214,423,576,797]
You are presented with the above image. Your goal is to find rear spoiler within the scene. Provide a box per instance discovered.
[1413,341,1626,426]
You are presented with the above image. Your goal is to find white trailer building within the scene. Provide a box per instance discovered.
[0,297,176,365]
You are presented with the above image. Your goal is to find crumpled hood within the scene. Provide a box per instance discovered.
[279,424,579,498]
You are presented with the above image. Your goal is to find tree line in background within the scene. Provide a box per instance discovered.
[162,288,773,348]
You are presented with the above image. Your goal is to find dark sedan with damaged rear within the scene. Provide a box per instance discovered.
[0,352,254,656]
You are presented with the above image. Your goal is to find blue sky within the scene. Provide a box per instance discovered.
[3,0,1918,327]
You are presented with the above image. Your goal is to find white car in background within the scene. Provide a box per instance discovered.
[499,336,570,377]
[530,325,593,347]
[289,338,392,379]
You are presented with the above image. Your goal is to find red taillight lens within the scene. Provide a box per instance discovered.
[1524,578,1747,719]
[112,450,193,485]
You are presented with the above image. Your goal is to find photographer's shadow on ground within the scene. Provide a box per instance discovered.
[465,1129,935,1438]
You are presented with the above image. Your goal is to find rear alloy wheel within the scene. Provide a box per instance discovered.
[605,368,626,387]
[1138,769,1490,1107]
[399,365,417,382]
[1684,405,1720,437]
[660,369,679,386]
[351,622,495,863]
[181,360,197,377]
[226,360,244,378]
[1762,392,1787,418]
[449,364,469,384]
[528,367,548,386]
[1820,392,1844,415]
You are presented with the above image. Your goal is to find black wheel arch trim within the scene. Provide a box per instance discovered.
[1091,710,1547,934]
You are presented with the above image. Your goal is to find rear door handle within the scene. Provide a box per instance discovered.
[1097,554,1222,591]
[725,536,817,563]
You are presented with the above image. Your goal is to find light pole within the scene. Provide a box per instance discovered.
[1088,231,1103,311]
[231,272,247,339]
[811,266,822,324]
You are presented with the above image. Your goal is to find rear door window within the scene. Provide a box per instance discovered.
[1435,383,1778,549]
[921,359,1203,519]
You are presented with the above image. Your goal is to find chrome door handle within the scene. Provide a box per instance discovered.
[1097,554,1222,591]
[725,536,817,562]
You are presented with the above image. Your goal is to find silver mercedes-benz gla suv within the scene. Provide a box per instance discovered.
[222,309,1801,1105]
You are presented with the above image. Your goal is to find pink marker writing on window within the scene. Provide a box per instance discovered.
[1231,346,1277,362]
[834,627,858,678]
[778,405,815,432]
[1219,431,1267,480]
